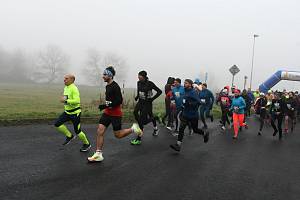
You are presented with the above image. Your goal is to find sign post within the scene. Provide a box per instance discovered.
[244,76,248,90]
[229,65,240,88]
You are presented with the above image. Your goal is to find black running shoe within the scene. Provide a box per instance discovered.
[210,115,214,122]
[203,131,209,143]
[239,127,242,132]
[80,143,91,152]
[273,130,278,136]
[152,128,159,136]
[62,135,74,145]
[170,144,181,152]
[258,132,262,136]
[232,136,237,140]
[162,119,166,126]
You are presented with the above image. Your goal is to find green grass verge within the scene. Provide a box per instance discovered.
[0,83,221,125]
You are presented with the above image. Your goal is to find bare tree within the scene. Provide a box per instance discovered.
[0,46,11,79]
[83,48,103,87]
[32,45,69,83]
[83,48,128,86]
[9,49,31,82]
[0,47,32,83]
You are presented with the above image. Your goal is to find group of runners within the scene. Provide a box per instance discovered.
[54,66,300,162]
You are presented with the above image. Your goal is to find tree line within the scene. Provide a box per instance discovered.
[0,45,128,86]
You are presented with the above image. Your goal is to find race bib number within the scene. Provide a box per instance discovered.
[139,92,146,100]
[274,103,280,109]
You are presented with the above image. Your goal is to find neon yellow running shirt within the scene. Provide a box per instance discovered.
[63,83,81,114]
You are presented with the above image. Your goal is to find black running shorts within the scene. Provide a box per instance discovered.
[99,113,122,131]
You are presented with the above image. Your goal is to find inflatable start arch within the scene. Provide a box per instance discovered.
[259,70,300,93]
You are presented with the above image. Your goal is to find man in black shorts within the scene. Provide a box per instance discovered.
[88,66,143,162]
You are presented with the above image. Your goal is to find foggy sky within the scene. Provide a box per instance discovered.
[1,0,300,91]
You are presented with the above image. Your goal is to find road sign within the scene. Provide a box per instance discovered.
[229,65,240,76]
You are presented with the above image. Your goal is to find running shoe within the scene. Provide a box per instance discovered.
[131,123,143,136]
[80,143,91,152]
[170,144,181,152]
[258,131,262,136]
[210,115,214,122]
[172,131,179,137]
[244,123,249,129]
[130,139,142,145]
[221,126,226,131]
[273,130,278,136]
[203,131,209,143]
[87,151,104,162]
[153,128,159,136]
[166,126,172,131]
[232,136,237,140]
[62,135,75,145]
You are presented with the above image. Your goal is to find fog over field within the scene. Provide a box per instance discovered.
[0,0,300,91]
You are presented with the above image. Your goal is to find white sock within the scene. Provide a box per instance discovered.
[96,150,102,154]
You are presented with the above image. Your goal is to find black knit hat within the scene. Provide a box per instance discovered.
[138,70,147,78]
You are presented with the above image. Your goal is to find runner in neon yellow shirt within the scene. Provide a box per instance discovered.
[54,74,91,152]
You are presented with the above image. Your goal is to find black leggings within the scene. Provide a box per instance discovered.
[178,115,203,142]
[221,109,230,126]
[259,109,267,131]
[134,101,157,130]
[271,114,283,137]
[162,99,173,126]
[54,112,82,134]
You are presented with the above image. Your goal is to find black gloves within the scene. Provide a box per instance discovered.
[98,104,107,111]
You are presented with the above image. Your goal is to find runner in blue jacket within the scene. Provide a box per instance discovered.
[170,79,209,152]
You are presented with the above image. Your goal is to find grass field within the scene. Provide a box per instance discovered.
[0,83,221,124]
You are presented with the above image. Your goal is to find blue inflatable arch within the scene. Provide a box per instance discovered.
[259,70,300,93]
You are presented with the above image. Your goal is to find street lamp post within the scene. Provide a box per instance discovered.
[249,34,259,91]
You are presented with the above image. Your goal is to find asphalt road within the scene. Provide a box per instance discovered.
[1,118,300,200]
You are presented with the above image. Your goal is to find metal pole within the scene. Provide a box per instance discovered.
[244,76,247,90]
[250,35,257,90]
[231,75,235,88]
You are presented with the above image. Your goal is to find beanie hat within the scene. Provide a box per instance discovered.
[138,70,147,78]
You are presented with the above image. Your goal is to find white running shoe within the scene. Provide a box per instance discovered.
[221,126,226,131]
[166,126,172,131]
[131,123,143,136]
[88,151,104,162]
